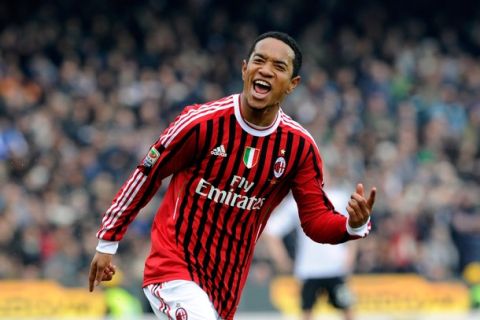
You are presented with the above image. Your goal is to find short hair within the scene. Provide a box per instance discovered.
[246,31,303,78]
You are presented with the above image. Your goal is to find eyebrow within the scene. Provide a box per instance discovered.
[253,53,289,68]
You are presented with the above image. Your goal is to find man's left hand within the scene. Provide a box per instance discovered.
[346,183,376,228]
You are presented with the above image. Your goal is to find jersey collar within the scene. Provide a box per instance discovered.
[233,94,281,137]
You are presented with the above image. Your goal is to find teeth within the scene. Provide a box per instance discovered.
[254,80,271,88]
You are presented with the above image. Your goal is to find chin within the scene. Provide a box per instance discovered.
[246,96,270,110]
[249,103,268,111]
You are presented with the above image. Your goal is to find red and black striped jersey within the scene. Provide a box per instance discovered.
[96,94,365,319]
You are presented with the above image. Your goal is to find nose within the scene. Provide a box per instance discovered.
[258,64,274,77]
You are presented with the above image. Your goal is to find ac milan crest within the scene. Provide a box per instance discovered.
[273,156,286,178]
[175,307,188,320]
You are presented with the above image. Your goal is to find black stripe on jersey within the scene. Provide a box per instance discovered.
[175,119,213,246]
[189,116,227,292]
[225,216,257,319]
[209,128,249,312]
[227,131,305,318]
[251,131,297,231]
[247,134,306,238]
[222,130,279,317]
[197,114,237,298]
[253,132,302,238]
[282,134,306,182]
[308,145,335,211]
[181,117,225,283]
[246,128,287,228]
[112,126,198,241]
[248,131,297,238]
[309,144,322,180]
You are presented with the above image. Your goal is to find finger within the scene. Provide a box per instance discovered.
[350,194,370,214]
[348,196,372,226]
[356,183,364,197]
[367,187,377,210]
[102,273,114,281]
[346,205,356,218]
[348,198,361,213]
[104,264,114,274]
[88,263,97,292]
[346,205,362,228]
[103,263,117,280]
[95,265,106,287]
[104,268,114,277]
[346,204,360,222]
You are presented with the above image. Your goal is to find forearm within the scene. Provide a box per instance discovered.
[262,234,292,273]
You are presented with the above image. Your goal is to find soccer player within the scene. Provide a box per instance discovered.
[88,31,376,320]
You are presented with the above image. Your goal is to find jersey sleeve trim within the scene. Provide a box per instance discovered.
[96,239,119,254]
[346,217,371,237]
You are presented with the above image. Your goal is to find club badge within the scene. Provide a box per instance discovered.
[273,156,286,178]
[175,307,188,320]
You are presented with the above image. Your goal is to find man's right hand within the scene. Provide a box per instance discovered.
[88,252,116,292]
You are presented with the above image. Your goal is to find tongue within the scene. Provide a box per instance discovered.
[254,83,270,94]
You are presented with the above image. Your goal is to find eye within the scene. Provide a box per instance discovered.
[253,57,264,64]
[275,64,287,72]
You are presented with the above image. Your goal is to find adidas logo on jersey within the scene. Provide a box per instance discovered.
[211,145,227,157]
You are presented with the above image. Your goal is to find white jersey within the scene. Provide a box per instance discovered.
[265,187,353,279]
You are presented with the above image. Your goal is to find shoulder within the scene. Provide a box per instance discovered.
[180,94,236,122]
[159,95,236,147]
[279,110,318,149]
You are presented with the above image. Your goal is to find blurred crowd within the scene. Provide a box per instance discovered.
[1,0,480,308]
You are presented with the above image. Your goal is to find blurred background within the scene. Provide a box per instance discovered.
[1,0,480,319]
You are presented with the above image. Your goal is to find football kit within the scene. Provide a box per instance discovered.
[96,94,370,319]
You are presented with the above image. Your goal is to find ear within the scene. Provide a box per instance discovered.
[286,75,301,94]
[241,60,247,81]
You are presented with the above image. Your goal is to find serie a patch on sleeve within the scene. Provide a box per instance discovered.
[143,146,160,168]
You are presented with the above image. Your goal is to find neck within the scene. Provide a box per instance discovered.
[240,94,279,127]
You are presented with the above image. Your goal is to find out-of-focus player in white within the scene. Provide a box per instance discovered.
[264,182,357,320]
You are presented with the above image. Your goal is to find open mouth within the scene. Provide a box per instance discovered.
[253,80,272,95]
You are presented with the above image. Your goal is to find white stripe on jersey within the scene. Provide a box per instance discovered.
[173,196,180,220]
[159,96,231,145]
[98,169,147,238]
[255,223,263,242]
[101,173,147,238]
[159,97,233,147]
[99,169,143,231]
[162,103,233,147]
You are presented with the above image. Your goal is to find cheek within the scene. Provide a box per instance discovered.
[244,69,254,82]
[276,78,292,93]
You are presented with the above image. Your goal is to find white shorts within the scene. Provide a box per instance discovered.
[143,280,221,320]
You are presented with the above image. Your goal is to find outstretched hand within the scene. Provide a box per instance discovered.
[88,252,116,292]
[346,183,376,228]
